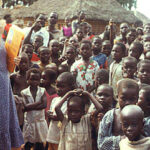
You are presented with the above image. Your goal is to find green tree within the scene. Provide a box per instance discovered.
[117,0,137,10]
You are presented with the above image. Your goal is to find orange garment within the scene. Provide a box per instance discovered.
[2,24,12,40]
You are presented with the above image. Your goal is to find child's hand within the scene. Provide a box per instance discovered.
[47,111,58,120]
[72,89,83,96]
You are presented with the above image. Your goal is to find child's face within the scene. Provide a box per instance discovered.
[102,42,112,57]
[126,32,137,44]
[40,71,51,87]
[122,59,137,79]
[120,23,128,35]
[50,41,59,54]
[80,43,92,60]
[65,47,76,61]
[28,72,40,88]
[144,42,150,55]
[121,111,143,141]
[138,63,150,84]
[69,37,78,48]
[92,38,102,53]
[95,73,106,88]
[128,44,140,60]
[76,29,84,39]
[19,56,29,71]
[49,13,58,25]
[56,78,71,96]
[111,44,124,62]
[118,88,138,110]
[24,46,33,61]
[143,35,150,43]
[96,86,113,109]
[67,100,84,123]
[33,36,43,51]
[144,25,150,34]
[39,49,50,63]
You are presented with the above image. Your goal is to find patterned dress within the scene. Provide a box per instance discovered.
[0,40,24,149]
[71,58,99,91]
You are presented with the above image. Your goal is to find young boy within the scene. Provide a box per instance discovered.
[46,72,76,150]
[91,37,107,69]
[97,79,139,150]
[109,42,126,97]
[38,46,51,72]
[71,40,99,92]
[120,105,150,150]
[122,56,137,79]
[137,59,150,88]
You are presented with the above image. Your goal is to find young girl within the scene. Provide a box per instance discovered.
[109,42,126,97]
[55,89,103,150]
[21,68,48,150]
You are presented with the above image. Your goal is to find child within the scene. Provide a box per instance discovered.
[128,41,143,62]
[62,17,72,38]
[101,40,113,68]
[61,45,76,71]
[47,72,76,150]
[10,52,29,129]
[109,42,126,97]
[97,79,139,150]
[91,37,108,69]
[137,59,150,88]
[21,68,48,150]
[73,27,84,42]
[119,105,150,150]
[143,23,150,34]
[38,46,51,71]
[143,34,150,43]
[49,39,60,66]
[71,40,99,91]
[55,89,103,150]
[122,56,137,79]
[144,41,150,58]
[40,68,58,123]
[58,64,69,75]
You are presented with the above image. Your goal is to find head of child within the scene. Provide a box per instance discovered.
[33,35,43,53]
[48,12,58,26]
[145,51,150,60]
[117,79,139,110]
[45,63,58,75]
[56,72,76,97]
[138,85,150,117]
[120,23,129,36]
[68,37,78,48]
[128,42,143,61]
[4,14,12,24]
[126,28,137,45]
[144,41,150,57]
[121,105,144,141]
[101,40,112,57]
[58,64,69,75]
[22,44,34,61]
[76,27,84,41]
[111,42,126,63]
[95,69,109,88]
[40,68,57,88]
[26,68,41,88]
[92,37,102,55]
[38,46,50,65]
[49,39,60,56]
[142,34,150,43]
[80,40,92,61]
[36,13,46,27]
[67,95,85,123]
[136,27,143,36]
[96,84,113,110]
[143,23,150,34]
[18,52,29,73]
[65,16,71,27]
[137,60,150,85]
[65,45,76,62]
[122,56,137,79]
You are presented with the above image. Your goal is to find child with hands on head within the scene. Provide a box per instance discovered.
[55,89,103,150]
[119,105,150,150]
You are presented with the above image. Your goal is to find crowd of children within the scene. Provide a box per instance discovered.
[2,11,150,150]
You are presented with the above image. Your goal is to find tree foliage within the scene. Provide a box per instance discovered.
[116,0,137,10]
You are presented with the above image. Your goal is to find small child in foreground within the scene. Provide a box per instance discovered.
[119,105,150,150]
[55,89,103,150]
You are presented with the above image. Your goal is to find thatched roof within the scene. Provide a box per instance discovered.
[0,0,138,23]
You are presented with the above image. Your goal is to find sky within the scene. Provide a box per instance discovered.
[136,0,150,18]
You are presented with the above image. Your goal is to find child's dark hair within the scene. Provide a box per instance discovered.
[38,46,49,53]
[34,35,43,42]
[57,72,76,89]
[114,42,126,53]
[131,42,144,55]
[66,45,76,52]
[3,14,11,20]
[137,59,150,70]
[80,40,92,48]
[20,52,29,60]
[117,78,139,93]
[58,64,69,74]
[140,85,150,102]
[22,44,34,51]
[43,68,57,83]
[122,56,137,64]
[96,69,109,83]
[26,68,41,80]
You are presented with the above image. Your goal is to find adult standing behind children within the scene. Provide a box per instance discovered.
[0,19,24,150]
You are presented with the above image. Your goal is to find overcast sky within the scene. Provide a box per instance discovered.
[136,0,150,18]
